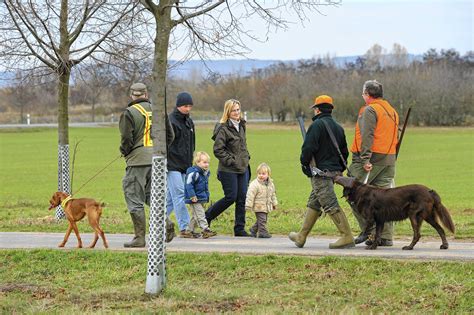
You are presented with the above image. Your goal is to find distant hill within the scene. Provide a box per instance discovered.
[167,54,422,79]
[168,59,281,78]
[0,55,423,86]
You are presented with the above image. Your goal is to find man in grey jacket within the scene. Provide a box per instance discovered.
[348,80,399,246]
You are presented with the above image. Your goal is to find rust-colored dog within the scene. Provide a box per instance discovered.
[48,192,108,248]
[334,176,455,250]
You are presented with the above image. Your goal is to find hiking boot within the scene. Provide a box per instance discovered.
[202,229,217,239]
[165,218,175,243]
[258,231,272,238]
[249,226,257,238]
[180,230,195,238]
[191,232,202,239]
[365,238,393,246]
[354,232,368,244]
[234,230,251,237]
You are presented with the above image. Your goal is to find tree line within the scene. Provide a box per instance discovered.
[1,45,472,126]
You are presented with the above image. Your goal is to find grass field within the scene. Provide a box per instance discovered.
[0,124,473,238]
[1,249,473,313]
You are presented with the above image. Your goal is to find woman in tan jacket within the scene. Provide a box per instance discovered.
[245,163,278,238]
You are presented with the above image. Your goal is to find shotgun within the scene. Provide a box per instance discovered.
[396,107,411,158]
[296,116,325,176]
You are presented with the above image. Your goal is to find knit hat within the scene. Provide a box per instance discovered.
[311,95,334,109]
[130,82,147,96]
[176,92,193,107]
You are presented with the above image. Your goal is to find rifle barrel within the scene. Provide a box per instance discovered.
[396,107,411,158]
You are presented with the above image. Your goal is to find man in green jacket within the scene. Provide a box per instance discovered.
[119,82,175,247]
[289,95,354,249]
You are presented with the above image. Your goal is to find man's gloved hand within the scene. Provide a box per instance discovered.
[301,164,313,177]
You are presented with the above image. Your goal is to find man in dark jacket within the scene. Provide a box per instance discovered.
[166,92,195,237]
[289,95,355,249]
[120,82,175,247]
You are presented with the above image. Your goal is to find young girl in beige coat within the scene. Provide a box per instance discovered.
[245,163,278,238]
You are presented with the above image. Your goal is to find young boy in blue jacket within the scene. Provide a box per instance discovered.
[183,151,217,238]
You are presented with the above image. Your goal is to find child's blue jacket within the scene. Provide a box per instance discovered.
[184,165,210,204]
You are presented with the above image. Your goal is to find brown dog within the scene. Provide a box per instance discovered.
[334,176,455,250]
[48,192,108,248]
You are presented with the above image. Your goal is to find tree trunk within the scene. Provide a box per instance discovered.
[145,1,174,295]
[57,71,70,145]
[55,0,71,220]
[92,101,95,123]
[150,5,172,157]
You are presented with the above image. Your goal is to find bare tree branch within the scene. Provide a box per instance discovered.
[172,0,225,26]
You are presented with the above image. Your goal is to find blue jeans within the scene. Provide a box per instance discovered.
[166,171,190,231]
[205,170,249,234]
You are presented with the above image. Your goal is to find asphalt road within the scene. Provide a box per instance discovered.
[1,232,473,261]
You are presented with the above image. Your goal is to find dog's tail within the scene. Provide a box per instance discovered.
[430,190,455,234]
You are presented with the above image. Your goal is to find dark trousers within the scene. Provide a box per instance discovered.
[251,212,269,235]
[205,170,249,233]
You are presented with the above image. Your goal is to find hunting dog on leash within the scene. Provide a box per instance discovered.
[334,176,455,250]
[48,192,108,249]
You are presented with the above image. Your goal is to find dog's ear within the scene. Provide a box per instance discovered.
[334,176,356,189]
[49,192,60,209]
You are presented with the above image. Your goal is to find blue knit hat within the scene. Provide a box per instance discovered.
[176,92,193,107]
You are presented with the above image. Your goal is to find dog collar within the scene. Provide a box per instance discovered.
[61,196,73,208]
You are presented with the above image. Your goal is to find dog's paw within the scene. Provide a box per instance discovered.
[58,243,65,247]
[440,244,449,250]
[402,245,413,250]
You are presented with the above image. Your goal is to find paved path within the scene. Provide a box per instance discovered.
[1,232,473,261]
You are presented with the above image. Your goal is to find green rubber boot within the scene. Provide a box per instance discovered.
[288,208,321,248]
[328,209,355,249]
[124,211,146,248]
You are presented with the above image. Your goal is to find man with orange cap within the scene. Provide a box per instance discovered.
[349,80,399,247]
[289,95,354,249]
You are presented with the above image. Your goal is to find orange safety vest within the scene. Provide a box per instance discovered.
[351,99,399,155]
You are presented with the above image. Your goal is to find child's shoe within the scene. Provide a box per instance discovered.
[249,226,257,238]
[191,232,202,239]
[202,228,217,239]
[180,230,195,238]
[258,231,272,238]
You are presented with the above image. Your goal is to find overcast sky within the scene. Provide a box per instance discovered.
[201,0,472,60]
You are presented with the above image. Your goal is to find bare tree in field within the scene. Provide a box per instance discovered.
[76,63,114,123]
[0,1,140,218]
[137,0,341,294]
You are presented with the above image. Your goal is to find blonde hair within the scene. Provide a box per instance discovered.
[193,151,210,165]
[220,99,242,123]
[256,163,271,178]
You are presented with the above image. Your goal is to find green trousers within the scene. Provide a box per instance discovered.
[122,165,152,213]
[307,175,343,214]
[348,163,395,240]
